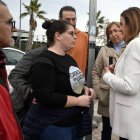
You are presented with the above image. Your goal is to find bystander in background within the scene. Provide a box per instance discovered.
[92,21,125,140]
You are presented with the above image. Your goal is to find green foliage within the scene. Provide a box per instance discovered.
[96,10,105,36]
[87,10,105,36]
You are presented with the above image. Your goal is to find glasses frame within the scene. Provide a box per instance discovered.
[0,19,15,29]
[66,31,76,37]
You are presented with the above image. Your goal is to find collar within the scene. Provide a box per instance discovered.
[113,41,126,48]
[75,28,81,34]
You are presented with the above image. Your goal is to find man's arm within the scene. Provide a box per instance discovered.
[8,46,47,100]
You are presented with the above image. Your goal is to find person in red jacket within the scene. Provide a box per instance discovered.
[0,1,23,140]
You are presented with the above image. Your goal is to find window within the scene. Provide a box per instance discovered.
[2,48,24,65]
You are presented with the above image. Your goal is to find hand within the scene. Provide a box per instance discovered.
[89,88,96,100]
[104,66,111,73]
[83,86,96,100]
[104,64,115,73]
[77,95,93,107]
[108,64,115,73]
[32,98,37,104]
[83,86,90,95]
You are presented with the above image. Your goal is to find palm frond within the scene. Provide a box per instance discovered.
[20,12,29,18]
[96,10,101,18]
[36,15,46,20]
[21,0,47,51]
[22,3,30,12]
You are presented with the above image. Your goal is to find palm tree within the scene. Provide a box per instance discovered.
[96,10,105,37]
[21,0,46,51]
[86,10,105,37]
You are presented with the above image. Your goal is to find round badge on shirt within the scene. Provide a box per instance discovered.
[69,66,85,94]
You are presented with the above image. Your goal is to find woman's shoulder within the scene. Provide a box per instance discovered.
[99,46,114,55]
[131,36,140,44]
[65,54,77,65]
[127,36,140,50]
[33,50,55,67]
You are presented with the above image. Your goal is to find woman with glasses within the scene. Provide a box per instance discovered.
[103,7,140,140]
[92,21,125,140]
[22,19,95,140]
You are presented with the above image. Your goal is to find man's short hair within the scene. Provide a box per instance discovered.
[0,0,7,6]
[59,6,76,19]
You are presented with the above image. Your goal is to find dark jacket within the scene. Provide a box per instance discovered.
[22,104,81,140]
[8,46,47,121]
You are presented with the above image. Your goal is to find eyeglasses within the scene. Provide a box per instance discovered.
[66,31,76,37]
[0,19,15,29]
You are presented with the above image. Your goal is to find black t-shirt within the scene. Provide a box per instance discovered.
[30,50,85,108]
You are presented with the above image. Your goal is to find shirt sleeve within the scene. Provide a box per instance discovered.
[30,62,67,108]
[92,47,105,97]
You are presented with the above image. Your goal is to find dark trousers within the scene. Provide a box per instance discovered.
[40,125,82,140]
[102,116,128,140]
[101,116,112,140]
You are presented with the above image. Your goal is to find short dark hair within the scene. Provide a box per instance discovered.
[121,7,140,43]
[0,0,7,6]
[59,6,76,19]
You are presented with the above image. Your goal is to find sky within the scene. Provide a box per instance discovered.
[4,0,140,41]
